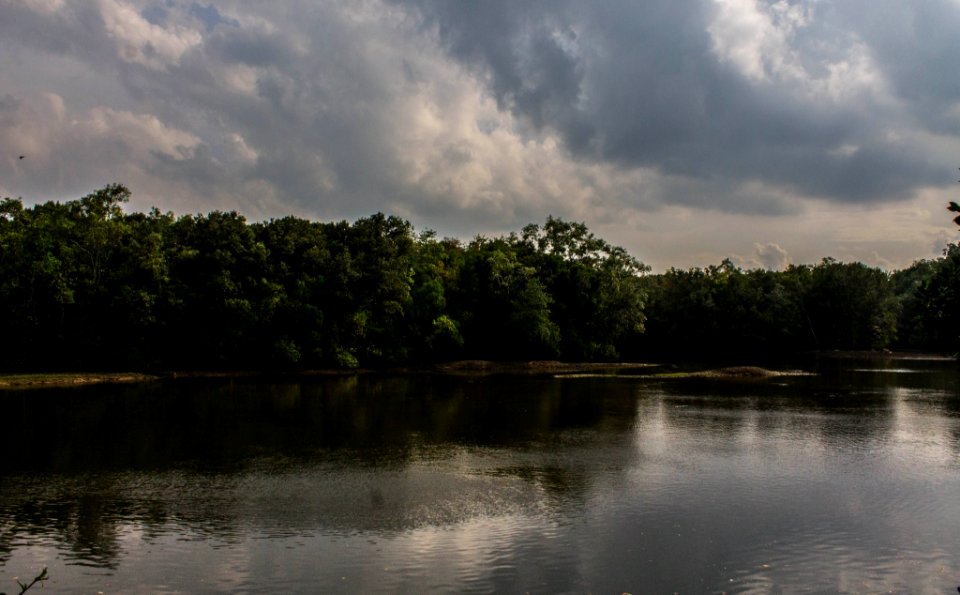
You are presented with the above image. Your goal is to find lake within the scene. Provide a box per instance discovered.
[1,357,959,593]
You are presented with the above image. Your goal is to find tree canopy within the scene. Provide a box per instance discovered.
[0,186,650,370]
[0,185,957,372]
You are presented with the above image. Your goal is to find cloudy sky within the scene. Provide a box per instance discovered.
[2,0,959,271]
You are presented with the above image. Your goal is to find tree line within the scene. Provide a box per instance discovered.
[0,184,958,371]
[641,245,960,360]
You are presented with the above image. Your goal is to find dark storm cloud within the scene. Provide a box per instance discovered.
[0,2,113,62]
[1,0,958,265]
[401,0,956,210]
[142,2,239,31]
[831,0,960,134]
[407,0,593,147]
[207,28,294,67]
[92,2,429,218]
[188,3,239,31]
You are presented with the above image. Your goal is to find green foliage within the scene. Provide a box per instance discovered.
[802,258,899,350]
[890,258,938,349]
[408,233,464,360]
[639,257,901,359]
[899,244,960,351]
[513,216,649,360]
[0,187,653,369]
[451,237,561,360]
[5,184,957,370]
[948,200,960,227]
[890,196,960,353]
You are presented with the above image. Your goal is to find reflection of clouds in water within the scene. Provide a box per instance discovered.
[118,513,585,593]
[613,384,960,592]
[3,366,960,592]
[890,387,960,468]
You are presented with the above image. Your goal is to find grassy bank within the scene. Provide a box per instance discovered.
[0,362,817,388]
[0,373,159,389]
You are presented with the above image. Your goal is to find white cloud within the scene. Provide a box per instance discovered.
[728,242,792,270]
[20,0,64,15]
[226,133,258,165]
[708,0,811,83]
[1,0,958,271]
[98,0,202,69]
[820,39,887,101]
[708,0,888,104]
[214,63,261,95]
[0,91,203,206]
[756,242,791,270]
[80,107,201,159]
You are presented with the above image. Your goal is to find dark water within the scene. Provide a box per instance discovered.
[2,358,960,593]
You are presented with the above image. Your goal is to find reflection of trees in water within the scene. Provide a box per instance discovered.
[0,375,642,567]
[640,358,960,457]
[0,488,126,570]
[6,362,954,571]
[62,494,122,568]
[0,375,639,473]
[0,524,10,565]
[647,377,898,449]
[485,464,592,516]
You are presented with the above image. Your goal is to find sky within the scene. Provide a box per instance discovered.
[2,0,960,271]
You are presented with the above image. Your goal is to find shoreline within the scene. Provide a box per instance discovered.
[0,362,657,389]
[0,351,952,389]
[0,372,161,389]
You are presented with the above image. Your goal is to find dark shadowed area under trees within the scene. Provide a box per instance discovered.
[1,185,958,372]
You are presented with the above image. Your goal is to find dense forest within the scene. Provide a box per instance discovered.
[1,184,958,371]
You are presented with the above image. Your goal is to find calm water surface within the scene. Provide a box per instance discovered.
[2,357,960,593]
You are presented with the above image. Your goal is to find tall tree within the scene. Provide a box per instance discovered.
[452,237,560,360]
[515,217,649,360]
[162,210,273,368]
